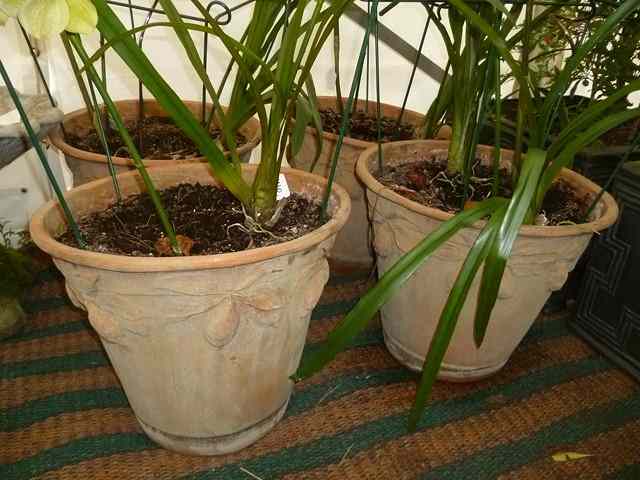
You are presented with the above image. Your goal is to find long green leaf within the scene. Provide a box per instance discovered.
[548,80,640,160]
[538,0,640,146]
[474,148,546,347]
[157,0,240,167]
[92,0,252,205]
[446,0,526,88]
[538,108,640,204]
[291,96,311,157]
[69,34,181,255]
[408,206,506,431]
[303,75,324,171]
[293,197,506,381]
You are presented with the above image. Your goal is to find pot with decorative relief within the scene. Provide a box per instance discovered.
[30,163,350,455]
[356,140,618,381]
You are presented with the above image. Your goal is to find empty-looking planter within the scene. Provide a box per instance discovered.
[294,97,425,267]
[49,99,261,186]
[30,163,350,455]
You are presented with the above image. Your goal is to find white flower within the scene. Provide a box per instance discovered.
[0,0,96,38]
[0,0,27,18]
[65,0,98,35]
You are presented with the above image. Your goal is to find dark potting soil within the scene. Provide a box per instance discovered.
[375,158,591,226]
[319,108,417,143]
[66,116,247,160]
[58,184,326,256]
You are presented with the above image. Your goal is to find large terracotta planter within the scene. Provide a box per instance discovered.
[294,97,425,267]
[49,99,261,186]
[356,140,619,381]
[29,164,350,455]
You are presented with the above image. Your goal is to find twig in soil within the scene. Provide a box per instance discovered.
[317,384,340,405]
[239,466,264,480]
[340,444,355,464]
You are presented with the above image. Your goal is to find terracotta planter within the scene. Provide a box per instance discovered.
[356,140,618,381]
[30,164,350,455]
[0,297,26,340]
[294,97,426,267]
[49,99,261,186]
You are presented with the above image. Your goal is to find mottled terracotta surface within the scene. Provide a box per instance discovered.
[49,100,261,186]
[294,97,425,267]
[356,140,618,381]
[30,164,350,455]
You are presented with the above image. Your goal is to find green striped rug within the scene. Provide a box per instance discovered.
[1,261,639,480]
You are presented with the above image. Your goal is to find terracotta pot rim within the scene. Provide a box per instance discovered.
[356,139,619,238]
[303,96,425,149]
[29,164,351,273]
[49,99,262,167]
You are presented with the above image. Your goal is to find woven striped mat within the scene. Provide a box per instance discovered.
[2,257,640,480]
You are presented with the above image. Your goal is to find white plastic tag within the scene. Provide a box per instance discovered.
[276,173,291,200]
[0,109,20,126]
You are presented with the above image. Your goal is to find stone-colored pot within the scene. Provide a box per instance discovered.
[49,99,261,186]
[0,296,26,340]
[294,97,426,267]
[29,163,350,455]
[356,140,619,381]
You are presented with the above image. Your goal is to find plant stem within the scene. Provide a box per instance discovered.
[61,34,122,201]
[321,0,380,219]
[492,43,503,197]
[334,21,344,115]
[68,34,182,255]
[513,0,535,183]
[60,33,95,122]
[582,126,640,222]
[0,58,85,248]
[374,3,383,172]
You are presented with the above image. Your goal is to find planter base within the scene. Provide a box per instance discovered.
[137,398,289,456]
[383,330,506,382]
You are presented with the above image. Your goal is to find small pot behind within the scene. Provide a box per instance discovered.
[356,140,619,381]
[49,99,261,186]
[29,163,350,455]
[0,297,26,340]
[294,97,426,267]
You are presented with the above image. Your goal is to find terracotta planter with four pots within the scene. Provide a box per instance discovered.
[356,140,619,381]
[30,163,350,455]
[49,99,262,186]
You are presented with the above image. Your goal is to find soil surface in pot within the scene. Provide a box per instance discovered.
[66,117,247,160]
[320,108,417,142]
[58,184,326,256]
[375,159,591,226]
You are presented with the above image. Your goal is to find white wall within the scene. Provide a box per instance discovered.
[36,2,446,114]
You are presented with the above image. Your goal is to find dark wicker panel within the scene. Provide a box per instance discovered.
[573,163,640,380]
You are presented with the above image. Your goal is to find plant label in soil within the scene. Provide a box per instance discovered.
[277,173,291,200]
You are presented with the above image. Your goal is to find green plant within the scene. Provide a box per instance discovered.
[295,0,640,430]
[529,1,640,101]
[0,222,33,300]
[81,0,353,226]
[3,0,354,252]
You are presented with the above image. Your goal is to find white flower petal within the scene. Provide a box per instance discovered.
[19,0,69,39]
[0,0,27,18]
[65,0,97,35]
